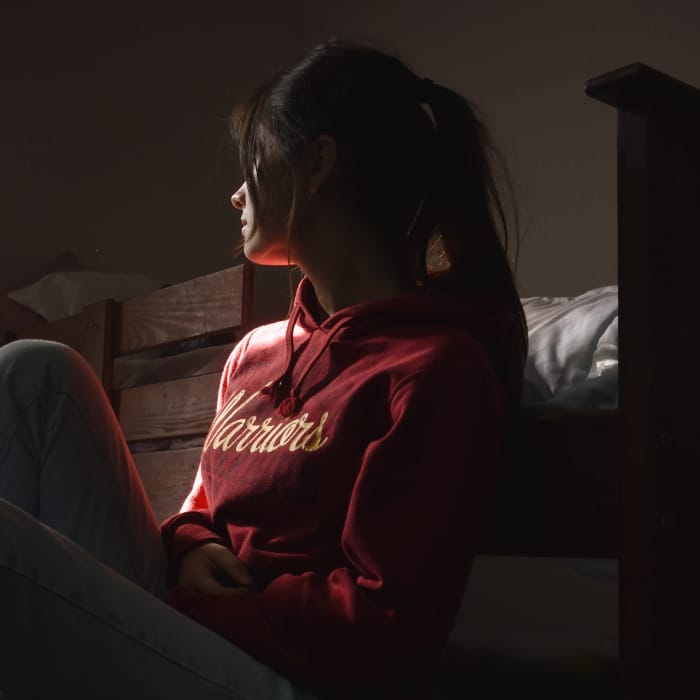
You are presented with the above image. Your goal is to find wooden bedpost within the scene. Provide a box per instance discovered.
[586,63,700,700]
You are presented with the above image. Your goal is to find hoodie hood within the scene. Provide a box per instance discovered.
[261,276,514,417]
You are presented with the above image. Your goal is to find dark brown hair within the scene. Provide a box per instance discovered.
[230,39,528,406]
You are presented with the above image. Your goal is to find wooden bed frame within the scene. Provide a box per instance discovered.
[10,63,700,699]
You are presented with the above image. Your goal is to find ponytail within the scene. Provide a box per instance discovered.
[405,78,528,406]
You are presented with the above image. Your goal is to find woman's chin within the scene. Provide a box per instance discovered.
[242,240,290,267]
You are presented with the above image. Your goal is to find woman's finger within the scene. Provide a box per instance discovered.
[211,546,254,586]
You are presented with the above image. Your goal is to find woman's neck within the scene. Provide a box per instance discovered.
[308,260,407,316]
[295,219,408,316]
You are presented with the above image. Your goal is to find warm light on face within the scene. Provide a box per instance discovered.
[231,182,254,240]
[230,181,291,266]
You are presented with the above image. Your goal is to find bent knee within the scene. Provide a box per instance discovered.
[1,338,81,369]
[0,339,98,390]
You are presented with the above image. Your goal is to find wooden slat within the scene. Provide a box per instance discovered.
[133,447,202,523]
[118,265,247,354]
[112,342,234,391]
[117,372,220,442]
[480,412,622,557]
[19,301,112,387]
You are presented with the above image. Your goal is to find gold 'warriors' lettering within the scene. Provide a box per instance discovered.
[202,389,330,455]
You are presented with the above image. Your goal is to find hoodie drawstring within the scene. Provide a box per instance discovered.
[260,305,301,405]
[261,307,346,418]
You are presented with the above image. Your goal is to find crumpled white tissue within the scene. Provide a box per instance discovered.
[8,271,161,322]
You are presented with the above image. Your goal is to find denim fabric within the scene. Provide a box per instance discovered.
[0,340,315,700]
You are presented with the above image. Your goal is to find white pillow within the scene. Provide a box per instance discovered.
[521,286,618,405]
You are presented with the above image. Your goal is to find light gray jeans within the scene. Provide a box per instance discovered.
[0,339,316,700]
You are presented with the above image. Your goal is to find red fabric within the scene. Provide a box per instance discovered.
[161,278,512,685]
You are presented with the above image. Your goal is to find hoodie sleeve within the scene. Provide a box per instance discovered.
[160,340,245,572]
[165,346,508,684]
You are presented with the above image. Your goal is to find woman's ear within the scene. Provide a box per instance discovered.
[308,135,337,196]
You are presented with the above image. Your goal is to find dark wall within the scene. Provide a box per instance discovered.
[1,4,301,291]
[302,0,700,295]
[5,2,699,297]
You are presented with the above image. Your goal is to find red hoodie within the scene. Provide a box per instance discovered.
[161,277,511,688]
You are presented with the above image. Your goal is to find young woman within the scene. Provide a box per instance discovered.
[0,40,526,699]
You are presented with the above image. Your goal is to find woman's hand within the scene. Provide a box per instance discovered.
[176,542,254,595]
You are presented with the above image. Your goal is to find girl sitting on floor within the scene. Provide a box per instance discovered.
[0,39,526,699]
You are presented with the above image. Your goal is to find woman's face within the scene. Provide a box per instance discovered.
[231,181,290,265]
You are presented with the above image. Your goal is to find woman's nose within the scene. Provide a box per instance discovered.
[231,183,246,210]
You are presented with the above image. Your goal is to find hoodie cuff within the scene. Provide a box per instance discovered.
[161,514,228,586]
